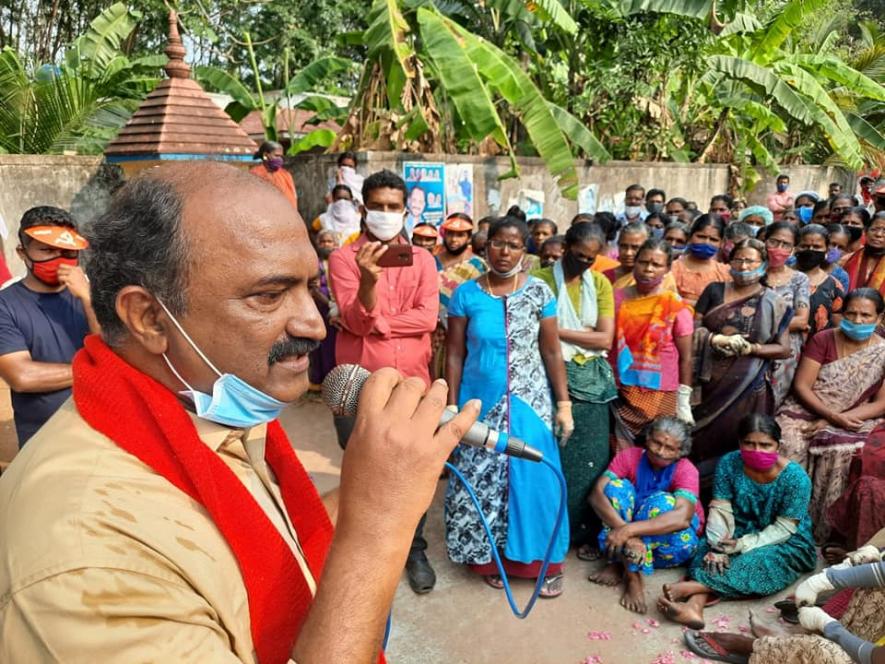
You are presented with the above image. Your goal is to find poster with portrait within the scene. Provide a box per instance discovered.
[403,161,446,232]
[445,163,474,218]
[518,189,545,220]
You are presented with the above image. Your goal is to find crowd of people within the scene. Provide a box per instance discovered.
[1,151,884,662]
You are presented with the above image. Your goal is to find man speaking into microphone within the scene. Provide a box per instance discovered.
[0,162,479,663]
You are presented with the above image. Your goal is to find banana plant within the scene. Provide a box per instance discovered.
[339,0,611,199]
[0,3,163,154]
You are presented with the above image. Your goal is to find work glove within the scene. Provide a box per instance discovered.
[555,401,574,446]
[798,607,837,633]
[711,334,752,357]
[676,384,694,425]
[794,571,834,607]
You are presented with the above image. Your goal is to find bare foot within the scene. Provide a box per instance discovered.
[663,581,697,602]
[749,609,790,638]
[657,596,705,629]
[620,571,647,614]
[589,562,623,586]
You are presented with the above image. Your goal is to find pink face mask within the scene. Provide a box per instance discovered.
[766,247,792,268]
[741,449,779,471]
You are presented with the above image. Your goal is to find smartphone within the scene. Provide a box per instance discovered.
[377,244,414,268]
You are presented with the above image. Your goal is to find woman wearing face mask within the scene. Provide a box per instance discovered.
[532,222,618,560]
[249,141,297,209]
[691,239,792,477]
[658,413,816,632]
[793,192,819,226]
[824,223,852,291]
[312,184,361,245]
[663,221,689,256]
[737,206,774,236]
[776,289,885,542]
[840,206,868,256]
[644,211,667,240]
[445,215,572,598]
[606,221,679,293]
[844,212,885,298]
[794,225,844,337]
[610,239,694,449]
[720,222,753,263]
[307,231,340,390]
[671,214,731,306]
[761,222,810,406]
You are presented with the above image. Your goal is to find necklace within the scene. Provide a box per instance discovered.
[482,272,519,298]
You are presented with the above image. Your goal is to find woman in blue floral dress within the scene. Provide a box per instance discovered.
[657,413,817,629]
[445,215,573,598]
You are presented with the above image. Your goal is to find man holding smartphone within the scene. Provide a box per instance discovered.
[328,169,441,594]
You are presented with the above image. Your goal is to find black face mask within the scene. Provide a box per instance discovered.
[866,243,885,257]
[563,251,593,275]
[876,197,885,209]
[794,249,826,272]
[847,226,864,243]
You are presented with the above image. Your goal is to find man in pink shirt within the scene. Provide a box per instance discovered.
[766,173,794,221]
[329,169,440,594]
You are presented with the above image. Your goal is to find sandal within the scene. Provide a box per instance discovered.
[821,542,848,565]
[539,574,564,599]
[684,631,750,664]
[576,544,602,561]
[483,574,504,590]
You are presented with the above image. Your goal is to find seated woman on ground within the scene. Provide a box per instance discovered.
[682,545,885,664]
[657,413,816,630]
[588,416,704,614]
[776,288,885,544]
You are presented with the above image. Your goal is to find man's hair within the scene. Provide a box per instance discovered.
[337,151,357,167]
[362,169,407,205]
[709,194,733,208]
[776,173,790,181]
[85,177,188,346]
[646,188,666,201]
[829,181,842,188]
[19,206,77,243]
[625,183,645,195]
[666,197,688,208]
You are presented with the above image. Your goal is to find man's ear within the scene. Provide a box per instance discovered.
[116,286,168,355]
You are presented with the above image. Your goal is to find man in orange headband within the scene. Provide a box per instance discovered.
[0,206,99,446]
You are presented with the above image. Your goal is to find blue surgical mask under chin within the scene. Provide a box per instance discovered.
[840,319,878,342]
[730,262,768,285]
[158,301,287,428]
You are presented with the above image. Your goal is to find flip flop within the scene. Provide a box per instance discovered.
[483,574,504,590]
[576,544,602,561]
[684,631,749,664]
[539,574,564,599]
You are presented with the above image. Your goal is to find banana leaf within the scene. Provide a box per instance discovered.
[618,0,712,19]
[66,3,140,75]
[282,56,356,97]
[288,128,337,155]
[788,54,885,102]
[525,0,578,34]
[365,0,416,108]
[194,66,258,112]
[754,0,830,58]
[547,102,612,161]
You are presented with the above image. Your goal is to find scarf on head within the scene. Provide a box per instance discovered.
[72,336,382,664]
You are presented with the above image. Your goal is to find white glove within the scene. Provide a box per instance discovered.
[555,401,574,446]
[798,606,837,633]
[445,404,459,414]
[711,334,751,357]
[676,384,694,425]
[794,571,834,607]
[847,545,883,566]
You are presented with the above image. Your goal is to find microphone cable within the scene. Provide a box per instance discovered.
[444,456,568,619]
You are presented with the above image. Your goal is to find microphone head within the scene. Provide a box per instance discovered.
[321,364,371,417]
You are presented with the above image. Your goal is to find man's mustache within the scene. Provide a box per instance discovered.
[268,336,320,366]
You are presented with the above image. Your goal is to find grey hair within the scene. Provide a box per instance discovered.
[621,221,649,237]
[85,176,188,346]
[647,415,693,456]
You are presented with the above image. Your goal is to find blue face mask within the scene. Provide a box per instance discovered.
[840,319,878,342]
[798,207,813,225]
[730,262,768,286]
[687,242,719,259]
[159,301,287,429]
[649,227,664,240]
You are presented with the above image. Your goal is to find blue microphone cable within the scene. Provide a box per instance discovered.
[384,451,567,649]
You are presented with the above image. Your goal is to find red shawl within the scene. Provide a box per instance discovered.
[72,336,372,664]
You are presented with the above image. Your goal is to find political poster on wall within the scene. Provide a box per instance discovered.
[445,164,474,218]
[403,161,446,232]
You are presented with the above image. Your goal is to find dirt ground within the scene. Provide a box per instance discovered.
[0,392,814,664]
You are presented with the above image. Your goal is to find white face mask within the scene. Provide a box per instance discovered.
[365,209,405,241]
[327,199,361,234]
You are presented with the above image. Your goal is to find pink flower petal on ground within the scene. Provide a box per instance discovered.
[580,656,603,664]
[681,650,697,659]
[738,625,750,633]
[633,622,644,630]
[765,606,777,613]
[647,618,661,627]
[642,628,652,634]
[587,631,612,641]
[650,652,677,664]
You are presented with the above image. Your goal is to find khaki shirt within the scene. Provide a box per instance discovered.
[0,400,315,663]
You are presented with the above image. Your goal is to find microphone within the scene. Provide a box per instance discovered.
[322,364,543,462]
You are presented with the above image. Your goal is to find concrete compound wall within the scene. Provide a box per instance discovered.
[0,153,852,279]
[0,155,123,277]
[287,151,854,231]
